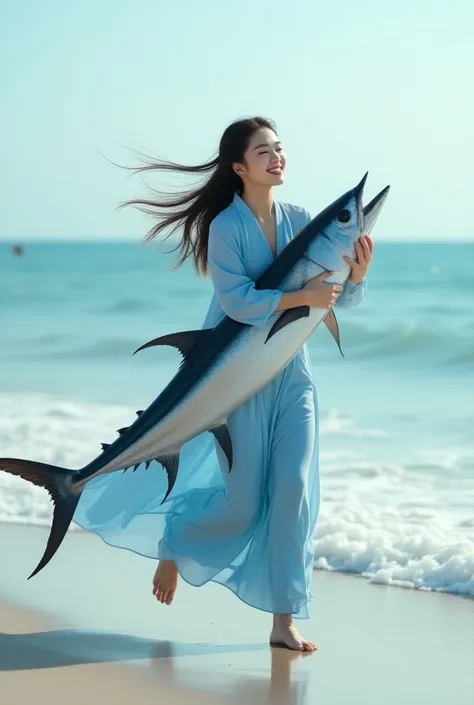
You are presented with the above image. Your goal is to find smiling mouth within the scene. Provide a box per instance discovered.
[267,166,283,175]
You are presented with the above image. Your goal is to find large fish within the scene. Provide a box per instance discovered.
[0,173,389,578]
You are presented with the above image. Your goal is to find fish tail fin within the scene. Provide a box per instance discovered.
[0,458,80,579]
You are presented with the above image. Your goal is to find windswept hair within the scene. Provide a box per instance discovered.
[120,116,277,275]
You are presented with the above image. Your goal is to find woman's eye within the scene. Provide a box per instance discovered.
[259,147,283,155]
[337,209,351,224]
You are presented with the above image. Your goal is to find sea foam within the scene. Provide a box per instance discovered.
[0,392,473,597]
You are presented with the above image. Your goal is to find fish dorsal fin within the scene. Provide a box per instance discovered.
[265,306,310,343]
[134,329,209,359]
[210,422,233,471]
[323,309,344,357]
[122,454,180,502]
[155,452,180,503]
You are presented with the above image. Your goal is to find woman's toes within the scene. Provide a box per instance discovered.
[301,640,316,652]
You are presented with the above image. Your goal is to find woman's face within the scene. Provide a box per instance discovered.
[234,127,286,188]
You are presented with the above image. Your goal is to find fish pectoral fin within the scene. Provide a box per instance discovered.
[156,452,180,503]
[265,306,310,343]
[210,422,233,471]
[133,329,210,359]
[323,309,344,357]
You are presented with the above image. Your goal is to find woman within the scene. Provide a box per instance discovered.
[78,116,373,651]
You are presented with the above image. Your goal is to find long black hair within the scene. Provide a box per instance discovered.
[120,116,277,275]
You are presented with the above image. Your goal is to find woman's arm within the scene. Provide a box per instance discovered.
[208,217,338,325]
[336,235,373,308]
[335,278,367,308]
[207,217,284,326]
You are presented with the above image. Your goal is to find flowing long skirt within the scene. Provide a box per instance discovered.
[74,349,320,619]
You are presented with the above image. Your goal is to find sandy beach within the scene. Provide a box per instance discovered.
[0,604,216,705]
[0,523,473,705]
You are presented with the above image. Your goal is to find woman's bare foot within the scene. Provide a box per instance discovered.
[152,560,179,605]
[269,614,317,652]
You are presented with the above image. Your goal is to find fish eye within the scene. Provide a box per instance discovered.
[337,209,351,224]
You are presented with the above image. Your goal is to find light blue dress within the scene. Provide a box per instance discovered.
[74,193,366,618]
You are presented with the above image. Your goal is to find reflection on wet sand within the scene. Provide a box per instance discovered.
[0,628,311,704]
[149,639,311,704]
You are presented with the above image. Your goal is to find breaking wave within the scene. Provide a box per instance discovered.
[0,391,472,597]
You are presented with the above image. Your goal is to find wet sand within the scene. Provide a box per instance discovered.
[1,524,473,704]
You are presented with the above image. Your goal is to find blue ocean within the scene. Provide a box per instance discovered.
[1,241,473,595]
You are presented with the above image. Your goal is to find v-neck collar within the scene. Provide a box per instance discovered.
[232,192,282,260]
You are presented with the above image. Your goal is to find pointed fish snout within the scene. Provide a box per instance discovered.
[357,171,369,195]
[362,184,390,234]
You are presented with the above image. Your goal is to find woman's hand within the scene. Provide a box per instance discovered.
[302,271,343,309]
[343,235,374,284]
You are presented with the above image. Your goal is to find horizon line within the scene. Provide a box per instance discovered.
[1,237,473,245]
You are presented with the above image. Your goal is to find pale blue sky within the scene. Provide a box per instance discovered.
[1,0,472,241]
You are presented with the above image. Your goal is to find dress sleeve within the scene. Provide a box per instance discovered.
[301,208,312,228]
[207,217,282,326]
[335,278,367,308]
